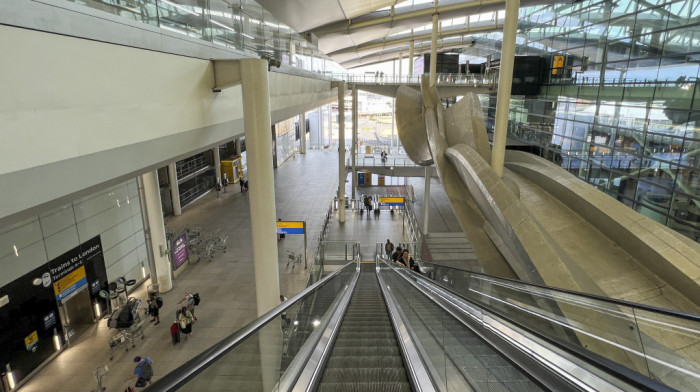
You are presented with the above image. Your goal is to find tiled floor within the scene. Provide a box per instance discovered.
[17,150,454,392]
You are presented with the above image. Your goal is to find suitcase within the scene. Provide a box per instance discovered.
[171,322,181,344]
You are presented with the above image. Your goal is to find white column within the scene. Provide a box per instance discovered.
[168,163,181,216]
[398,53,403,77]
[289,40,295,67]
[491,0,520,178]
[423,166,431,235]
[235,138,241,156]
[327,103,332,148]
[351,85,358,200]
[213,146,222,186]
[430,13,439,85]
[299,112,307,154]
[408,38,415,75]
[240,59,280,316]
[337,82,346,223]
[139,170,173,292]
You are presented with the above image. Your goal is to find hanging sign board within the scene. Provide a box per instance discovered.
[380,197,405,206]
[53,266,87,301]
[276,221,305,235]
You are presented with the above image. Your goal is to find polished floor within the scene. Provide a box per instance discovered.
[17,150,457,392]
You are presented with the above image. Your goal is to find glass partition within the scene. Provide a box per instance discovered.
[63,0,344,74]
[379,262,546,392]
[159,262,355,390]
[425,263,700,391]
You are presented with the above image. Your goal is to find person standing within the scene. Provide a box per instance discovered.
[391,246,402,262]
[178,306,194,340]
[384,239,394,259]
[178,292,197,321]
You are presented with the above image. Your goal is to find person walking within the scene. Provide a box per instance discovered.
[147,294,161,325]
[363,195,372,213]
[178,306,194,340]
[125,356,154,387]
[384,239,394,259]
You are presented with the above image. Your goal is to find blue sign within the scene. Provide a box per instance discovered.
[43,311,57,330]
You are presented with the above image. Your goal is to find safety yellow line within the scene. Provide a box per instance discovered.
[360,261,376,264]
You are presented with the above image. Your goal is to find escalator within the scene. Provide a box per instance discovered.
[316,264,411,392]
[152,258,697,392]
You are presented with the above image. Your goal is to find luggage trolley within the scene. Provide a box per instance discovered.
[106,298,145,360]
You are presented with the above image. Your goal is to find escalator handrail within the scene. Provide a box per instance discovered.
[149,261,356,391]
[387,261,679,392]
[423,261,700,322]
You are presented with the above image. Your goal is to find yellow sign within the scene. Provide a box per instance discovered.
[53,266,87,300]
[25,330,38,350]
[276,221,304,229]
[552,55,564,75]
[379,197,405,206]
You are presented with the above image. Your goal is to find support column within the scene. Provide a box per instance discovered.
[327,103,332,148]
[235,138,241,156]
[138,170,173,292]
[337,82,346,223]
[289,40,295,67]
[430,13,439,85]
[240,59,280,316]
[213,146,222,187]
[491,0,520,178]
[408,38,415,76]
[352,84,358,200]
[398,53,403,78]
[299,112,307,154]
[423,166,431,235]
[168,163,181,216]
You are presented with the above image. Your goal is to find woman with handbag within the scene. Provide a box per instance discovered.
[178,306,194,340]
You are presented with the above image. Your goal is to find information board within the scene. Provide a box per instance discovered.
[276,221,305,235]
[379,197,405,206]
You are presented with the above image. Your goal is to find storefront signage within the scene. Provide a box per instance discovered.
[276,221,305,235]
[48,236,102,301]
[53,266,87,301]
[43,311,57,330]
[379,197,405,206]
[172,233,189,270]
[25,330,38,351]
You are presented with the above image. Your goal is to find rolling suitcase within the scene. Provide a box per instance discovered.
[171,322,181,344]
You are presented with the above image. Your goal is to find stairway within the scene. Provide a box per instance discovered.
[317,265,411,392]
[424,232,482,271]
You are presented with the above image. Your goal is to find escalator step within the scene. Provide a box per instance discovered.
[325,355,405,369]
[317,381,412,392]
[320,367,409,383]
[329,346,402,357]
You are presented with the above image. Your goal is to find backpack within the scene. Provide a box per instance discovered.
[155,297,163,309]
[138,360,153,380]
[192,293,201,306]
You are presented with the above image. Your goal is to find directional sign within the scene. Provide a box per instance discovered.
[276,221,305,235]
[380,197,405,206]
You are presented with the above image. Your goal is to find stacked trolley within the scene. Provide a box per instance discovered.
[106,297,145,360]
[184,226,229,263]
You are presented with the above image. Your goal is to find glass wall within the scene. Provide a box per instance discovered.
[66,0,345,74]
[476,0,700,243]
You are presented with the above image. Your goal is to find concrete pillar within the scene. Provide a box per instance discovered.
[289,40,295,67]
[213,146,222,187]
[240,59,280,316]
[408,38,415,76]
[352,85,358,200]
[491,0,520,178]
[327,103,332,148]
[430,13,439,86]
[235,138,241,156]
[337,82,346,223]
[423,166,431,235]
[168,163,181,216]
[398,53,403,78]
[299,112,307,154]
[138,170,173,292]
